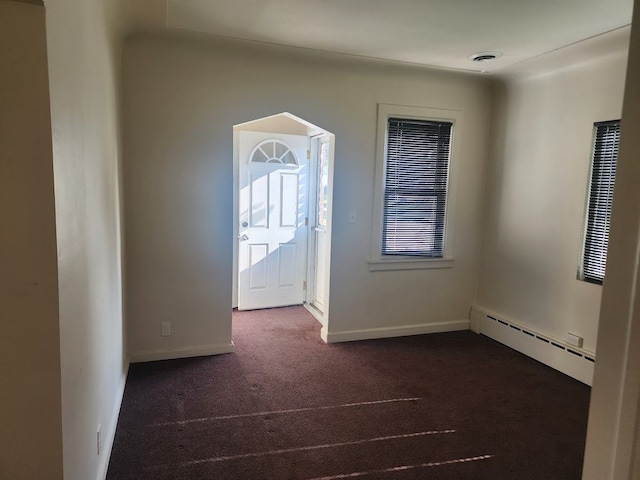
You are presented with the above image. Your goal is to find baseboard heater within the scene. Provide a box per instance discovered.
[470,306,595,386]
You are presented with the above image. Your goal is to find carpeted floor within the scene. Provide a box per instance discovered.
[107,306,590,479]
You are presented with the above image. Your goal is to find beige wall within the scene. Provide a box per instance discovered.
[583,0,640,477]
[2,0,638,477]
[46,0,128,478]
[122,33,493,355]
[476,50,628,352]
[0,2,64,479]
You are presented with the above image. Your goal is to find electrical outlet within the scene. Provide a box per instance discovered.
[97,425,101,456]
[161,322,171,337]
[566,332,583,348]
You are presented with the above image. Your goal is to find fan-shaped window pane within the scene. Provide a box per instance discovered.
[282,151,296,165]
[250,140,298,165]
[252,149,269,163]
[275,142,287,158]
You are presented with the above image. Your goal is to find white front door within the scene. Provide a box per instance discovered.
[238,131,309,310]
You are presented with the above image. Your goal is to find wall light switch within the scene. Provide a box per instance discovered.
[161,321,171,337]
[348,210,356,224]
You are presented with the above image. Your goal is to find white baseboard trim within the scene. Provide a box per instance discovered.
[130,343,235,363]
[322,320,470,344]
[471,305,595,385]
[97,361,129,480]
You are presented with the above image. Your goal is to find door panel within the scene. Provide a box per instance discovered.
[250,172,269,228]
[248,244,268,290]
[278,243,297,287]
[238,131,309,310]
[279,173,299,227]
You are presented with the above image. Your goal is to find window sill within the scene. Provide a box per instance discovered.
[368,257,454,272]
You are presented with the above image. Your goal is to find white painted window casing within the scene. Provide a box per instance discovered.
[369,104,462,272]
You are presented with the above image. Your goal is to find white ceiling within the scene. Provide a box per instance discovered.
[144,0,634,74]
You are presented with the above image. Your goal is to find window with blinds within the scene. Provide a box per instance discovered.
[581,120,620,285]
[382,117,452,257]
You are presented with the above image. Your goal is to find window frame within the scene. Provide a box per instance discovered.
[369,104,462,271]
[578,119,621,285]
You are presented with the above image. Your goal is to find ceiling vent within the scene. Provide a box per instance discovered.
[468,51,503,62]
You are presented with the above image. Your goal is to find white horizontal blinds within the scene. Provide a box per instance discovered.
[383,118,452,257]
[583,120,620,284]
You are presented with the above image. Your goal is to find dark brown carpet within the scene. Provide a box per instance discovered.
[107,306,590,479]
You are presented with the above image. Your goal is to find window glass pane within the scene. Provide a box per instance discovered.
[382,118,452,257]
[581,120,620,284]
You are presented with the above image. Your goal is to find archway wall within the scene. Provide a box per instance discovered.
[122,32,493,359]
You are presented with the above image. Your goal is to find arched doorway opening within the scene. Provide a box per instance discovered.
[232,112,335,332]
